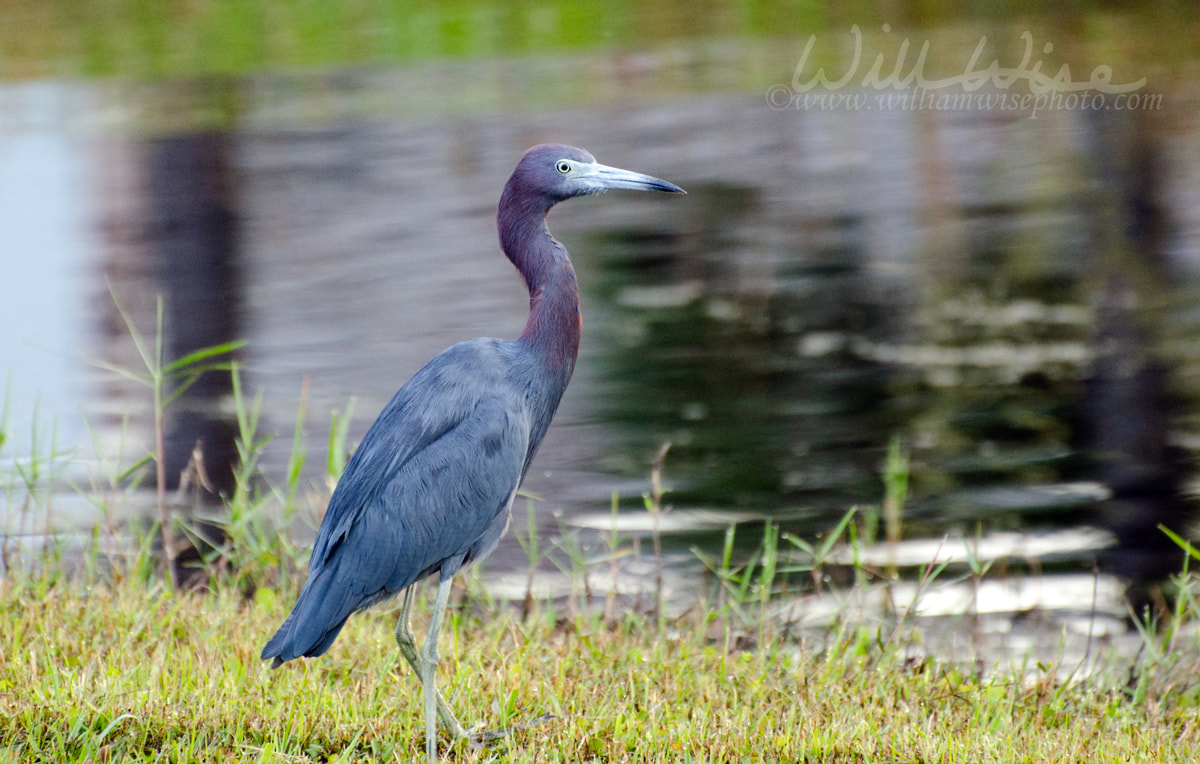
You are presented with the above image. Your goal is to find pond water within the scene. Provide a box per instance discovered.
[3,9,1200,660]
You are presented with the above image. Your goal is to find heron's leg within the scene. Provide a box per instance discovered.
[394,587,422,674]
[393,586,467,743]
[422,575,456,762]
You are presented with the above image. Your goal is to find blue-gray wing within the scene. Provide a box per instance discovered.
[262,339,529,665]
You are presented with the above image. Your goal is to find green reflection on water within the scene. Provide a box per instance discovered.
[1,1,1191,80]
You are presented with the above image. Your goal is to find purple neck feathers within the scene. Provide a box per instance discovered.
[498,179,581,373]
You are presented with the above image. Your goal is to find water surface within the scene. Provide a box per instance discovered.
[3,14,1200,659]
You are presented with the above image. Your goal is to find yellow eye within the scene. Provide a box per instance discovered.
[556,161,571,174]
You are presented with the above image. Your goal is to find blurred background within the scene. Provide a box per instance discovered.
[3,2,1200,655]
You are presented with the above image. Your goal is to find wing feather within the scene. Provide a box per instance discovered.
[262,339,530,664]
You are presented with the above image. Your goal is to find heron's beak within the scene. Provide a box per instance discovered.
[578,162,686,194]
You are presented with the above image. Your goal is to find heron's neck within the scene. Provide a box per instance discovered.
[498,201,581,376]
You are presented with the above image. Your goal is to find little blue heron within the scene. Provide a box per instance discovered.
[261,144,684,761]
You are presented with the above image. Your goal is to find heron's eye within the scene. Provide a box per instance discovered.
[556,161,571,174]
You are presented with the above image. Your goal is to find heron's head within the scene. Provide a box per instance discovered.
[506,144,685,210]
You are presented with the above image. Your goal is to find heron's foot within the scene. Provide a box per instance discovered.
[466,714,556,749]
[436,702,469,741]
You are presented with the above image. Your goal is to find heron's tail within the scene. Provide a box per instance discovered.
[260,568,357,667]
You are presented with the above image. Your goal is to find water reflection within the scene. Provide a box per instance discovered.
[0,83,97,463]
[587,189,900,516]
[146,130,243,580]
[1082,109,1194,602]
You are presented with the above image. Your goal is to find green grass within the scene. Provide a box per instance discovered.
[0,0,819,80]
[2,0,1191,82]
[2,566,1200,763]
